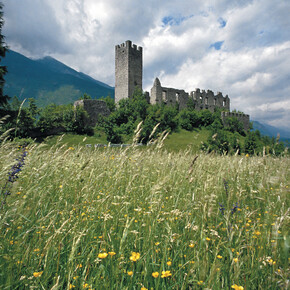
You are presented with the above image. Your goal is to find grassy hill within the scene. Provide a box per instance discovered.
[0,140,289,289]
[2,50,114,107]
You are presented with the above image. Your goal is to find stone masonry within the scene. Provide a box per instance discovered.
[74,99,110,127]
[150,78,230,112]
[115,40,143,103]
[221,112,250,131]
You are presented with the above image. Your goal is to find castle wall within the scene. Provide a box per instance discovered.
[151,78,230,112]
[191,89,230,112]
[150,77,189,109]
[74,99,110,127]
[115,40,142,103]
[221,112,250,131]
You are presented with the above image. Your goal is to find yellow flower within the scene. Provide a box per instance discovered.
[233,258,238,263]
[189,243,195,248]
[254,231,261,235]
[161,270,172,278]
[206,237,211,241]
[98,253,108,259]
[152,272,159,278]
[167,261,172,266]
[108,251,116,256]
[68,147,74,150]
[129,252,140,262]
[69,284,76,289]
[245,154,249,157]
[59,185,63,189]
[155,242,160,246]
[83,283,89,288]
[217,255,222,259]
[141,288,147,290]
[127,271,133,276]
[33,271,43,278]
[197,281,203,285]
[231,284,244,290]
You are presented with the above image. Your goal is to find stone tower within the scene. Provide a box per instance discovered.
[115,40,143,103]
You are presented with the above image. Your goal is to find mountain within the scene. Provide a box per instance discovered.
[2,50,114,107]
[252,120,290,142]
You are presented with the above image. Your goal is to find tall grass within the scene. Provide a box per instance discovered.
[0,139,289,289]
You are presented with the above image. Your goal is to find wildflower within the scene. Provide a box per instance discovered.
[206,237,211,241]
[197,281,203,285]
[141,287,148,290]
[161,270,172,278]
[98,252,108,259]
[231,284,244,290]
[127,271,133,276]
[155,242,160,246]
[108,251,116,256]
[33,271,43,278]
[83,283,89,288]
[189,243,195,248]
[77,264,82,268]
[129,252,140,262]
[59,185,63,189]
[167,261,172,266]
[69,284,75,289]
[254,231,261,236]
[233,258,238,263]
[219,203,225,215]
[68,147,74,150]
[217,255,222,259]
[152,272,159,278]
[231,202,239,215]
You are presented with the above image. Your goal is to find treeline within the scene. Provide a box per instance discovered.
[0,96,94,139]
[0,91,287,156]
[100,90,286,156]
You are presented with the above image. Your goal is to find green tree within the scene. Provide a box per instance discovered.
[0,2,8,107]
[244,131,260,155]
[226,116,245,135]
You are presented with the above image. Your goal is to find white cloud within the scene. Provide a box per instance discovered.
[2,0,290,130]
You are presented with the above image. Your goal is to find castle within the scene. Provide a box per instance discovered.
[115,40,250,130]
[75,40,250,131]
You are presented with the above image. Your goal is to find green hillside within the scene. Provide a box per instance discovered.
[2,50,114,106]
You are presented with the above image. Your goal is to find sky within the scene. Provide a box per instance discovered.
[2,0,290,130]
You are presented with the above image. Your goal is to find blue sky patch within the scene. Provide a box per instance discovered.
[162,14,193,26]
[210,41,224,50]
[218,17,227,28]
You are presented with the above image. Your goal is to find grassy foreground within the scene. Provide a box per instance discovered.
[0,140,289,289]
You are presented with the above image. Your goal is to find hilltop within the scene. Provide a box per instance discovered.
[2,50,114,107]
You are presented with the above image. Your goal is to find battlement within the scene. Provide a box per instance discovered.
[221,111,250,131]
[115,40,142,52]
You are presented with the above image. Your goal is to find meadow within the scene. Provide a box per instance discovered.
[0,137,289,289]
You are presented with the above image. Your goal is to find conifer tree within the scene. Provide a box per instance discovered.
[0,2,8,106]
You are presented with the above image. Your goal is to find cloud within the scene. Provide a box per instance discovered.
[2,0,290,130]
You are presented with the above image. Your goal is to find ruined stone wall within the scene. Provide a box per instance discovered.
[74,99,110,127]
[115,40,142,103]
[150,77,189,109]
[150,78,230,112]
[190,89,230,112]
[221,112,250,131]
